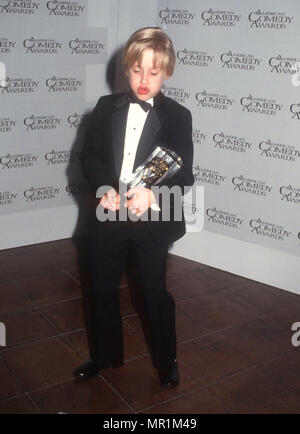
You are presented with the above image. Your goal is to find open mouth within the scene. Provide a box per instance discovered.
[138,86,149,95]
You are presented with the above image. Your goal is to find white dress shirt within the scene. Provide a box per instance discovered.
[119,97,160,211]
[120,98,153,184]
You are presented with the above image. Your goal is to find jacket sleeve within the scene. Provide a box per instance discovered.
[79,97,119,193]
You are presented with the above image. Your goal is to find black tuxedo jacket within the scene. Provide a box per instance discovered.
[79,91,194,245]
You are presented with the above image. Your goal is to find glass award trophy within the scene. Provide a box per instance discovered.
[128,146,182,189]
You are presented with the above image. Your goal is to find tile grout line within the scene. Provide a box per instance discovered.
[97,374,137,414]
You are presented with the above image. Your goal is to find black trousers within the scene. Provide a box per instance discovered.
[88,217,177,371]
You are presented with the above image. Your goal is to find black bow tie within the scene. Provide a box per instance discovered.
[126,92,152,112]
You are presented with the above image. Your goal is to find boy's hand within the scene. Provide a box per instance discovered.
[100,188,120,211]
[124,187,156,217]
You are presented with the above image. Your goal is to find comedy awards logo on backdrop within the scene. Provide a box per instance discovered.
[0,76,39,95]
[220,51,262,71]
[279,185,300,204]
[249,218,291,242]
[248,10,294,30]
[240,95,283,116]
[232,175,273,197]
[23,114,62,131]
[258,139,300,163]
[0,37,16,54]
[290,103,300,120]
[0,190,18,207]
[196,90,234,111]
[158,7,196,25]
[0,1,40,14]
[200,9,242,27]
[213,132,252,154]
[68,38,105,55]
[23,37,63,55]
[45,149,79,165]
[66,182,91,196]
[45,75,83,93]
[269,54,300,75]
[0,152,38,170]
[192,129,207,145]
[206,207,244,230]
[0,116,17,133]
[193,166,226,186]
[161,84,191,104]
[67,112,88,129]
[23,186,61,202]
[177,48,213,68]
[46,0,86,17]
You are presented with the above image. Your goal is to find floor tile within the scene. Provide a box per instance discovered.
[263,350,300,397]
[0,357,23,400]
[0,310,58,348]
[166,255,208,276]
[30,378,133,414]
[194,267,249,290]
[219,318,293,363]
[0,244,41,259]
[0,251,60,283]
[209,365,300,413]
[3,337,82,393]
[143,387,229,414]
[13,272,81,306]
[123,315,148,340]
[62,330,90,360]
[102,355,196,411]
[36,238,82,271]
[41,299,86,334]
[1,238,299,414]
[0,282,32,316]
[36,238,77,253]
[166,272,223,302]
[223,281,300,316]
[176,307,209,342]
[0,394,39,414]
[122,323,149,360]
[119,286,137,317]
[262,305,300,336]
[177,335,255,386]
[177,292,256,332]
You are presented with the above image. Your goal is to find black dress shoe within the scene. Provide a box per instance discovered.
[73,359,122,380]
[158,360,179,388]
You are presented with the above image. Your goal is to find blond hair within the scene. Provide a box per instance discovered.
[122,27,176,77]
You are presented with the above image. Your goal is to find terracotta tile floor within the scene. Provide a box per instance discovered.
[0,237,300,414]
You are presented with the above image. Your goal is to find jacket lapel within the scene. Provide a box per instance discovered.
[111,94,129,178]
[133,91,168,171]
[111,91,169,177]
[133,108,161,171]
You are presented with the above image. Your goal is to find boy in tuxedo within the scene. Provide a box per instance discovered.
[74,27,194,387]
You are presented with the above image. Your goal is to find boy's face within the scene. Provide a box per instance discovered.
[127,49,169,101]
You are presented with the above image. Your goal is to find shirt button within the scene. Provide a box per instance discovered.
[128,152,131,155]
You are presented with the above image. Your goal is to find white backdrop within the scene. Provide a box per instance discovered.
[155,0,300,294]
[0,0,119,246]
[1,0,299,294]
[156,0,300,258]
